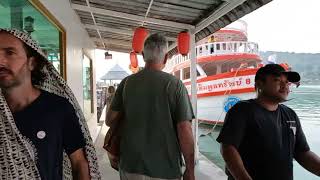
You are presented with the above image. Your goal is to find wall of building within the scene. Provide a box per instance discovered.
[39,0,100,140]
[83,48,99,140]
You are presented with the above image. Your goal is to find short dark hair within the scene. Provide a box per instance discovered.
[22,43,46,85]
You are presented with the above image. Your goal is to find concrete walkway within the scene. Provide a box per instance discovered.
[95,123,120,180]
[94,107,227,180]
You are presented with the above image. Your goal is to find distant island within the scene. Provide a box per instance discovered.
[259,51,320,85]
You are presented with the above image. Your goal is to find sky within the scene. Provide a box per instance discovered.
[95,0,320,80]
[95,51,144,81]
[241,0,320,53]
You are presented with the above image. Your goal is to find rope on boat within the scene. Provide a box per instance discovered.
[201,63,248,136]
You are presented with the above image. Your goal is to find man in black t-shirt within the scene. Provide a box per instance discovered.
[0,29,94,179]
[217,64,320,180]
[12,90,87,180]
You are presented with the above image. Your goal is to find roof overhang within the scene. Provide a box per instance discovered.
[70,0,272,54]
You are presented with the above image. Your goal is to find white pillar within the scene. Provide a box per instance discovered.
[189,32,199,163]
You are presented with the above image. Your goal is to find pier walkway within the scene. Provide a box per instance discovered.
[94,107,227,180]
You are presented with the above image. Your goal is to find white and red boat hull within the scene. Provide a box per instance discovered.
[184,68,258,125]
[196,92,255,125]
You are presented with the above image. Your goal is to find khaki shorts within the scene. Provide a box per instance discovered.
[119,170,181,180]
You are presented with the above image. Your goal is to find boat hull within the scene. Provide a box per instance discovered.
[183,69,259,125]
[197,92,255,125]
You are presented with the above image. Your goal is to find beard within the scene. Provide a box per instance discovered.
[272,95,287,103]
[260,90,288,103]
[0,67,24,89]
[0,75,20,89]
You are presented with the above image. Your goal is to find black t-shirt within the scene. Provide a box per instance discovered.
[217,99,310,180]
[13,90,86,180]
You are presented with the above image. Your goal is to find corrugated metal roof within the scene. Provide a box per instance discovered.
[70,0,272,54]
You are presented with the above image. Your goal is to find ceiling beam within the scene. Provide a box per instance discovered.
[95,43,132,53]
[106,47,132,54]
[84,24,177,42]
[91,38,131,47]
[93,37,178,53]
[195,0,247,33]
[71,3,194,30]
[96,47,131,54]
[85,24,132,36]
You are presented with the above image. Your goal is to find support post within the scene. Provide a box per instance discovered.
[189,32,199,164]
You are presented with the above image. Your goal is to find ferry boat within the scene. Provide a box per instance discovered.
[164,21,287,125]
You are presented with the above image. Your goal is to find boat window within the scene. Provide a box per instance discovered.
[199,47,202,54]
[216,44,220,50]
[183,67,190,80]
[222,43,226,50]
[210,44,214,53]
[196,47,198,55]
[229,62,241,72]
[205,45,208,55]
[199,62,217,76]
[182,68,200,78]
[227,43,232,50]
[174,70,180,79]
[221,64,229,73]
[248,61,258,68]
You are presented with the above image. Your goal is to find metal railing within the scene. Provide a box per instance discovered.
[164,41,259,72]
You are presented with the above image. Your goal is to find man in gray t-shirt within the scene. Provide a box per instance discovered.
[106,33,195,180]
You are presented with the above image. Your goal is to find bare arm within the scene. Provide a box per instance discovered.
[105,108,123,127]
[295,150,320,176]
[221,144,252,180]
[177,120,195,180]
[69,148,90,180]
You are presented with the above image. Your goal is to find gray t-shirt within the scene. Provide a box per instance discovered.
[111,68,194,179]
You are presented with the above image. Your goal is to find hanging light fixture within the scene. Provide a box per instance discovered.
[177,31,190,56]
[105,51,112,60]
[132,27,148,53]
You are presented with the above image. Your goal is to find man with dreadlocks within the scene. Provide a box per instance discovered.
[0,28,100,179]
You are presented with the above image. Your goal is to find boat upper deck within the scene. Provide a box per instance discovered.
[164,41,260,73]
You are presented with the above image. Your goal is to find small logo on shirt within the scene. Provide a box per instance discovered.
[37,131,46,139]
[223,96,241,112]
[287,121,296,135]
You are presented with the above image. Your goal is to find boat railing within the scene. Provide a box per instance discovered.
[164,41,259,71]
